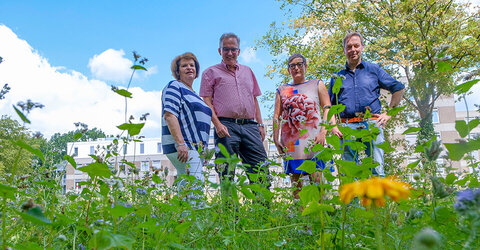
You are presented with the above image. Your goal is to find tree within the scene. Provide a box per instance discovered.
[43,127,109,166]
[259,0,480,140]
[0,115,45,176]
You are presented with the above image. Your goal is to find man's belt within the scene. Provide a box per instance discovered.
[219,117,257,125]
[341,116,379,123]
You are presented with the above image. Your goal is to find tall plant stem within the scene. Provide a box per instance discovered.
[124,69,136,123]
[2,195,7,249]
[373,205,385,250]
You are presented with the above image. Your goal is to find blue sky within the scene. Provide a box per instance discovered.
[0,0,293,138]
[1,0,286,91]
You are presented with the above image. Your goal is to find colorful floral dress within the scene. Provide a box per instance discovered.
[277,79,330,174]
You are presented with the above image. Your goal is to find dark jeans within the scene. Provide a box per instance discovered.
[214,120,269,187]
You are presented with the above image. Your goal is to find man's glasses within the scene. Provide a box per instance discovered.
[288,62,304,69]
[222,47,239,53]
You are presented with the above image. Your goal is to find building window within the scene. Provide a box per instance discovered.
[157,143,162,153]
[90,146,94,155]
[432,109,439,124]
[75,179,83,191]
[141,161,149,172]
[152,160,161,170]
[73,147,78,156]
[140,143,144,154]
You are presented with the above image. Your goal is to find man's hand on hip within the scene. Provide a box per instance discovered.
[215,123,231,138]
[376,112,391,128]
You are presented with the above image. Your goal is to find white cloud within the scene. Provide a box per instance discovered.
[88,49,133,83]
[0,25,162,138]
[240,47,260,64]
[88,49,158,84]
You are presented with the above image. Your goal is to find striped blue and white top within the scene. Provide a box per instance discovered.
[161,80,212,154]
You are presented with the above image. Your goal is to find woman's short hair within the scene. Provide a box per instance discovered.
[287,53,307,65]
[170,52,200,80]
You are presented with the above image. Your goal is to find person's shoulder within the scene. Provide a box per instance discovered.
[362,61,381,70]
[204,63,223,71]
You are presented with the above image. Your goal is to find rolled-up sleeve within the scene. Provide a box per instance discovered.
[251,69,262,97]
[377,66,405,94]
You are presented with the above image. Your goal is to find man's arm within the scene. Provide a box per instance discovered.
[203,96,230,138]
[376,88,405,128]
[254,96,266,141]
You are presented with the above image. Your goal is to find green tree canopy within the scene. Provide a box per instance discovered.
[259,0,480,139]
[43,127,109,166]
[0,115,45,176]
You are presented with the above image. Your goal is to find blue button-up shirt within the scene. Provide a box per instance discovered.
[328,61,405,118]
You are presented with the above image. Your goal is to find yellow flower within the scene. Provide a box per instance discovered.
[339,177,410,207]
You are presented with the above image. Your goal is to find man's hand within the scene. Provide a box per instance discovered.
[177,144,189,163]
[259,126,266,141]
[375,112,391,128]
[215,123,231,138]
[331,126,343,138]
[315,130,327,145]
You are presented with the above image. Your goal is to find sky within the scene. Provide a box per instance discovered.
[0,0,289,138]
[0,1,479,139]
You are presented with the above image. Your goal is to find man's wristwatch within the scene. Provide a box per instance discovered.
[258,123,265,127]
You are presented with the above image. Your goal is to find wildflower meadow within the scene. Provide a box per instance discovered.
[1,52,480,249]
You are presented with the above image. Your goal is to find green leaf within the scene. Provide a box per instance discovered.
[63,154,77,169]
[298,185,319,206]
[336,160,364,176]
[407,160,420,169]
[327,104,346,121]
[131,65,147,71]
[152,174,162,184]
[437,61,452,72]
[455,177,469,186]
[374,141,395,153]
[18,206,51,225]
[331,76,343,95]
[78,163,113,178]
[302,201,334,216]
[240,185,256,200]
[13,105,30,124]
[88,230,135,249]
[296,160,317,174]
[454,79,479,95]
[14,140,45,162]
[299,129,308,137]
[217,143,230,158]
[444,138,480,161]
[175,221,193,234]
[74,132,83,140]
[0,183,17,199]
[445,173,457,185]
[110,204,134,219]
[117,123,145,136]
[113,89,133,98]
[326,133,341,150]
[403,127,421,135]
[387,106,405,116]
[455,119,479,138]
[14,242,43,250]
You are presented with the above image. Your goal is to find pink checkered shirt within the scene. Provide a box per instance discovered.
[200,61,261,119]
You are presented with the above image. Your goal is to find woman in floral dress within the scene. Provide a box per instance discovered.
[273,53,342,199]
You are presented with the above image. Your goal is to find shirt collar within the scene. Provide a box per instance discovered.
[221,60,239,71]
[345,60,365,71]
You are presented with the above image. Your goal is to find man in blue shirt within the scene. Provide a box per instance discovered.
[329,32,405,176]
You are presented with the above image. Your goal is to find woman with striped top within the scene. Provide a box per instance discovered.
[162,52,212,198]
